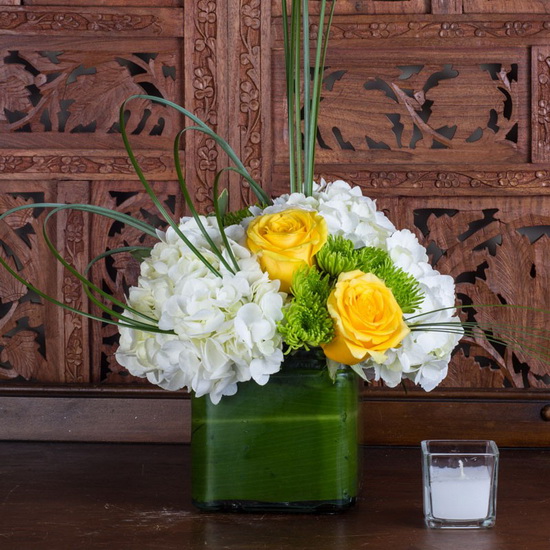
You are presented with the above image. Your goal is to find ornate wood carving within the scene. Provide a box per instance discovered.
[304,170,550,191]
[0,46,179,138]
[184,0,222,213]
[227,0,270,207]
[0,152,174,180]
[274,17,550,42]
[532,46,550,163]
[57,182,90,383]
[0,7,183,36]
[89,181,183,384]
[401,197,550,389]
[0,185,56,382]
[273,49,527,165]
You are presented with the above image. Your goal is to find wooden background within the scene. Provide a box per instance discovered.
[2,0,550,446]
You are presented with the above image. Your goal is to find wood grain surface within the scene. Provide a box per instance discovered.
[2,0,550,445]
[1,442,549,550]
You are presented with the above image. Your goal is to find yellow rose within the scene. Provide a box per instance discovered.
[321,270,410,365]
[246,209,328,292]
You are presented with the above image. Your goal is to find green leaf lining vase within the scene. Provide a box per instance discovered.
[191,354,359,513]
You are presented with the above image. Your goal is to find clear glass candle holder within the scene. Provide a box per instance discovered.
[421,440,499,529]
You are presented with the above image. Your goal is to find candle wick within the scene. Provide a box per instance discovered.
[458,459,466,478]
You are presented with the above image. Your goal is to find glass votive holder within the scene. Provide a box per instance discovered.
[421,440,499,529]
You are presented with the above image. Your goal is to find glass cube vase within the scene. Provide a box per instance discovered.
[191,355,359,513]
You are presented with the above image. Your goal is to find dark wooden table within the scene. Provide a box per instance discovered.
[1,443,549,549]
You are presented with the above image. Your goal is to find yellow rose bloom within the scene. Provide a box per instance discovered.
[321,270,410,365]
[246,209,328,292]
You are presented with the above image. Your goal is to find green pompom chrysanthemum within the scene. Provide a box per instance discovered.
[222,206,253,227]
[315,235,424,314]
[279,301,334,351]
[279,266,334,351]
[316,235,357,277]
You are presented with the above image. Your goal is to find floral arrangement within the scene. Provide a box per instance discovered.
[0,0,543,404]
[114,180,461,404]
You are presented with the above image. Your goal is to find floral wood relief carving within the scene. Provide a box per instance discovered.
[0,153,172,178]
[0,9,164,35]
[310,170,550,190]
[410,201,550,389]
[238,0,263,205]
[89,183,182,384]
[316,61,519,156]
[532,46,550,163]
[323,19,550,40]
[192,0,219,212]
[0,192,48,382]
[61,208,87,383]
[0,49,177,135]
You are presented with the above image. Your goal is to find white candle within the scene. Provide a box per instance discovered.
[429,461,491,520]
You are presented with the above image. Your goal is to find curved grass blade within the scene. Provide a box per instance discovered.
[0,252,169,333]
[212,168,241,272]
[83,245,158,324]
[307,0,336,196]
[282,0,296,193]
[0,202,158,237]
[173,128,236,274]
[120,108,226,278]
[302,0,311,193]
[0,202,167,331]
[41,208,162,330]
[121,95,271,206]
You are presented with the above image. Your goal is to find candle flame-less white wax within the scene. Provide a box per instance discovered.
[429,464,491,520]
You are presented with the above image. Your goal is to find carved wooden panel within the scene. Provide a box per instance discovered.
[273,48,527,165]
[272,17,550,43]
[0,183,61,382]
[26,1,182,6]
[532,46,550,163]
[0,7,182,36]
[0,4,185,388]
[0,36,182,151]
[1,2,550,400]
[89,181,183,384]
[183,0,224,214]
[400,196,550,389]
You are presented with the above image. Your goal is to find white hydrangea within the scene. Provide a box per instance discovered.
[367,228,462,391]
[255,180,461,391]
[117,179,461,398]
[116,217,285,404]
[251,179,395,249]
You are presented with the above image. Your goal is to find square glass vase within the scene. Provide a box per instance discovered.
[191,356,358,513]
[421,440,499,529]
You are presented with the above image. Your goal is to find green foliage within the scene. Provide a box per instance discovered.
[221,207,253,227]
[279,301,334,351]
[316,235,357,277]
[355,246,391,273]
[283,0,336,195]
[291,264,332,302]
[315,235,424,314]
[280,266,334,351]
[130,247,153,262]
[369,258,424,314]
